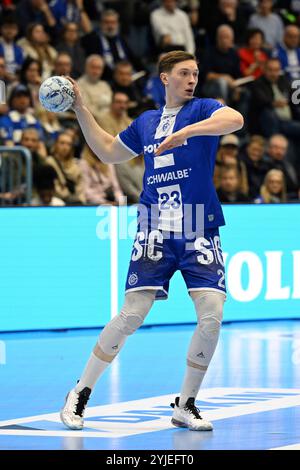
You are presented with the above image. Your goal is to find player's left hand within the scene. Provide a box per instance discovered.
[154,128,188,156]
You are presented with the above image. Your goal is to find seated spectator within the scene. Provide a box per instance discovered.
[248,0,284,49]
[79,144,125,205]
[201,25,241,102]
[16,0,56,37]
[97,91,132,137]
[266,134,299,199]
[52,51,72,77]
[0,13,24,79]
[150,0,195,54]
[111,60,152,117]
[239,135,272,198]
[46,132,85,204]
[217,166,251,203]
[19,57,42,111]
[49,0,91,35]
[32,164,65,206]
[18,23,57,80]
[81,9,143,81]
[77,54,112,123]
[205,0,249,46]
[249,58,300,138]
[273,25,300,81]
[214,133,249,195]
[56,22,86,78]
[0,84,44,145]
[20,127,47,163]
[239,28,268,78]
[37,109,63,150]
[255,168,287,203]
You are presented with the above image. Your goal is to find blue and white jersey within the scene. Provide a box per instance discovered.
[118,97,226,232]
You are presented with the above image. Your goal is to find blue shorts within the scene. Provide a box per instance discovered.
[125,227,226,300]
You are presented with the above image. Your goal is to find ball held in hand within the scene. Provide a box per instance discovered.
[39,76,75,112]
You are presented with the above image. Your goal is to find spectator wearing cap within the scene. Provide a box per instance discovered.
[150,0,195,54]
[0,84,44,145]
[0,14,24,79]
[273,25,300,81]
[81,9,143,81]
[266,134,299,199]
[214,133,249,196]
[217,166,251,203]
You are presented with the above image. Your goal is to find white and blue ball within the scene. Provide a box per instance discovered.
[39,76,75,112]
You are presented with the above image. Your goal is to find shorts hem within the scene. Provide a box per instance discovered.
[125,285,169,300]
[188,287,227,299]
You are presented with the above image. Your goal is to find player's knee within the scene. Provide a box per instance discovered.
[119,311,145,335]
[192,291,224,339]
[115,290,155,335]
[200,315,222,340]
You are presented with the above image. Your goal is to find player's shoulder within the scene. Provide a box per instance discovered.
[133,108,163,126]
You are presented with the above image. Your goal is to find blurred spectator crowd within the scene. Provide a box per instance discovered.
[0,0,300,206]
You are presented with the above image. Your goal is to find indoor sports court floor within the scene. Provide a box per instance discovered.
[0,319,300,450]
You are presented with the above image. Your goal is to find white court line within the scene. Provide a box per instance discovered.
[1,388,300,439]
[110,206,118,318]
[270,443,300,450]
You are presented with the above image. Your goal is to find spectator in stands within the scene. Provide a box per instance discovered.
[37,109,62,150]
[56,22,86,78]
[239,28,268,78]
[49,0,92,35]
[240,135,271,199]
[16,0,56,36]
[97,91,144,204]
[18,23,57,80]
[201,25,241,102]
[255,168,287,203]
[111,60,153,117]
[19,57,42,110]
[249,58,300,138]
[20,127,47,162]
[81,9,143,81]
[0,14,24,79]
[31,165,65,206]
[0,55,12,93]
[150,0,195,54]
[217,166,251,203]
[273,25,300,81]
[79,144,125,205]
[214,133,249,196]
[266,134,299,199]
[248,0,284,49]
[77,54,112,123]
[53,51,72,77]
[46,132,85,204]
[205,0,249,46]
[0,84,44,145]
[32,164,65,206]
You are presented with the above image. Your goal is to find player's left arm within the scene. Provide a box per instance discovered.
[155,107,244,156]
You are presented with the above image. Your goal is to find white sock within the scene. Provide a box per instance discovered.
[75,352,110,392]
[178,365,206,407]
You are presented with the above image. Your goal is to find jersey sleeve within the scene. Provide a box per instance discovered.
[199,98,226,120]
[117,117,143,156]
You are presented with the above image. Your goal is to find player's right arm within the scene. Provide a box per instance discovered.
[67,77,134,164]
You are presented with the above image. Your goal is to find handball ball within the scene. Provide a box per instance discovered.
[39,76,75,112]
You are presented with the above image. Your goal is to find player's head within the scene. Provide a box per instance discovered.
[158,50,198,104]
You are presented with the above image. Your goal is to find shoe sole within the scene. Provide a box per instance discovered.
[60,410,83,430]
[171,418,213,431]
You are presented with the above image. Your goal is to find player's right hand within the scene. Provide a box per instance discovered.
[64,76,84,112]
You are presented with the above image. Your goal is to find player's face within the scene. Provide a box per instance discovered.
[164,60,199,103]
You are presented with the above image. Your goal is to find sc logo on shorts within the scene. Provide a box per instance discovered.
[131,230,163,262]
